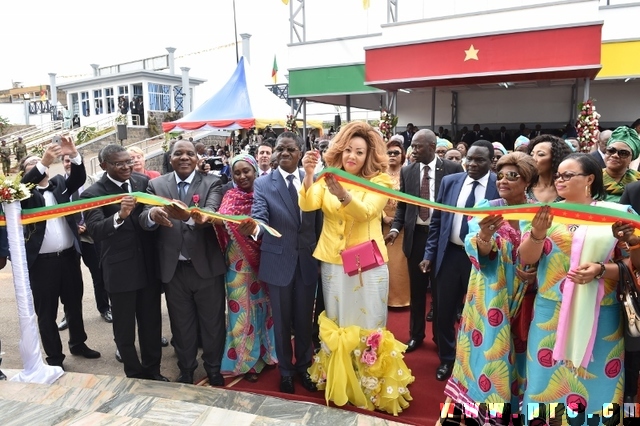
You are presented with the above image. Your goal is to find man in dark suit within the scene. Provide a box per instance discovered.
[495,126,513,151]
[140,139,226,386]
[249,132,320,394]
[82,145,166,381]
[401,123,415,151]
[531,124,543,139]
[463,124,482,145]
[20,138,100,368]
[591,129,610,169]
[420,140,499,381]
[384,129,463,352]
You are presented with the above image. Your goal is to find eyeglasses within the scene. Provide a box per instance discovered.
[108,160,134,168]
[605,147,632,159]
[387,150,402,157]
[496,171,521,182]
[274,146,299,153]
[553,172,588,182]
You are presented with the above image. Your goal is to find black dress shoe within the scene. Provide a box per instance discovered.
[161,336,169,347]
[70,343,101,359]
[176,370,194,384]
[150,373,170,382]
[405,339,422,353]
[436,362,454,381]
[208,372,224,387]
[298,372,317,392]
[280,376,295,393]
[0,369,6,380]
[244,372,259,382]
[100,310,113,323]
[426,308,434,322]
[57,316,68,331]
[115,350,123,363]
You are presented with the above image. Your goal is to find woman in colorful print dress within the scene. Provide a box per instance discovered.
[442,152,538,425]
[217,154,277,381]
[299,121,414,416]
[519,153,632,419]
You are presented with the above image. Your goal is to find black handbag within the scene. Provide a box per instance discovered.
[616,260,640,338]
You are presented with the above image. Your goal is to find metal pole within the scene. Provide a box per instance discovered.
[583,78,591,101]
[233,0,239,63]
[431,87,436,131]
[302,98,307,152]
[346,95,351,122]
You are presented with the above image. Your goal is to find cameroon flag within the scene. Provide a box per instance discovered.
[272,55,278,83]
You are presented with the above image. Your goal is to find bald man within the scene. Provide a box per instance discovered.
[591,129,611,169]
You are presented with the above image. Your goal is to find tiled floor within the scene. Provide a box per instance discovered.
[0,370,413,425]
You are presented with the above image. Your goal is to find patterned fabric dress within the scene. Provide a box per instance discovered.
[445,199,530,418]
[603,168,640,203]
[521,201,632,415]
[217,188,277,376]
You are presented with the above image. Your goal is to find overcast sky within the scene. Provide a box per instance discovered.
[3,0,389,107]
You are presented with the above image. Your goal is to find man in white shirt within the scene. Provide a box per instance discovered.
[20,138,100,369]
[256,141,273,176]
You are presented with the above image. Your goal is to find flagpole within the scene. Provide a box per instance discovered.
[233,0,239,63]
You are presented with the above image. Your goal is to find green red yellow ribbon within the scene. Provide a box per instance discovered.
[317,168,640,232]
[1,192,281,237]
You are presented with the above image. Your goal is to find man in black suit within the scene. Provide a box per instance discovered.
[463,124,482,145]
[140,140,227,386]
[82,145,166,381]
[401,123,415,151]
[420,140,499,381]
[384,129,463,353]
[20,138,100,368]
[495,126,513,151]
[531,124,543,138]
[591,129,610,169]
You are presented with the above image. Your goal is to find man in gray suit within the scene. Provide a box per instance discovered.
[384,129,464,352]
[248,132,320,394]
[140,140,226,386]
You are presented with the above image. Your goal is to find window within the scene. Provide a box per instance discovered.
[81,91,90,117]
[93,89,103,115]
[148,83,170,111]
[173,86,183,111]
[105,88,115,114]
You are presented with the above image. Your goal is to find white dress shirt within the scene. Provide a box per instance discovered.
[450,172,490,246]
[38,153,82,254]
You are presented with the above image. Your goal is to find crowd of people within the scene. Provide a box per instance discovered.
[2,117,640,422]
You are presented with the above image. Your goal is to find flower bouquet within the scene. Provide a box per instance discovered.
[576,99,600,153]
[379,110,398,143]
[285,115,298,133]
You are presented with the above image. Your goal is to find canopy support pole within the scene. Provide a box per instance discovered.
[302,98,307,151]
[431,87,436,131]
[569,79,578,124]
[346,95,351,122]
[451,91,458,137]
[583,78,591,101]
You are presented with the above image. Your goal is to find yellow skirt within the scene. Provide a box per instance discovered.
[308,312,415,416]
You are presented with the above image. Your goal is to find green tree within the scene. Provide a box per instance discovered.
[0,116,10,135]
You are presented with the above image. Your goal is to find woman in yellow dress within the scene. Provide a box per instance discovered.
[300,121,414,415]
[383,136,410,307]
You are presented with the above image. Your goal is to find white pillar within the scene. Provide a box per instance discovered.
[240,33,251,64]
[166,47,176,74]
[48,73,57,107]
[583,78,591,101]
[181,67,191,115]
[90,64,99,77]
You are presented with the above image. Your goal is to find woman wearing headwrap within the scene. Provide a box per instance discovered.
[491,142,507,172]
[602,126,640,203]
[435,138,452,158]
[216,154,277,382]
[514,135,530,153]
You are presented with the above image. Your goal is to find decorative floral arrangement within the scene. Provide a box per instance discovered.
[360,330,382,366]
[575,99,600,153]
[285,115,298,133]
[379,110,398,143]
[192,194,200,207]
[30,143,45,158]
[0,173,34,202]
[115,114,128,125]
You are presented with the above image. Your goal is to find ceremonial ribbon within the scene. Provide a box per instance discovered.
[1,192,282,237]
[317,168,640,233]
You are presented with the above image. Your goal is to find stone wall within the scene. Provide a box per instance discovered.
[1,124,34,137]
[145,151,165,174]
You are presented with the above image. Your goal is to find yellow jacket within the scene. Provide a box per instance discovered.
[299,173,392,265]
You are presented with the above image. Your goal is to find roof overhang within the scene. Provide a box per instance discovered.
[365,23,603,90]
[58,70,206,91]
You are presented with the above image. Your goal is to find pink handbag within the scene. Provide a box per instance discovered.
[340,220,384,285]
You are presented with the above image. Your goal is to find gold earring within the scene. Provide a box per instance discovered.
[585,185,591,198]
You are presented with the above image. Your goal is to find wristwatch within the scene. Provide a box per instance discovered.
[114,212,124,224]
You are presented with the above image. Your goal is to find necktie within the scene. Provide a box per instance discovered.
[419,165,430,221]
[121,182,129,193]
[286,174,300,219]
[177,181,187,202]
[459,180,480,242]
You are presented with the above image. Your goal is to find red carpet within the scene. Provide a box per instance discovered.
[213,303,445,426]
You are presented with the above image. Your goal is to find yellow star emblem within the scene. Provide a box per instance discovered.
[464,45,479,61]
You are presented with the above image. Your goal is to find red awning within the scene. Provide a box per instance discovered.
[365,24,602,90]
